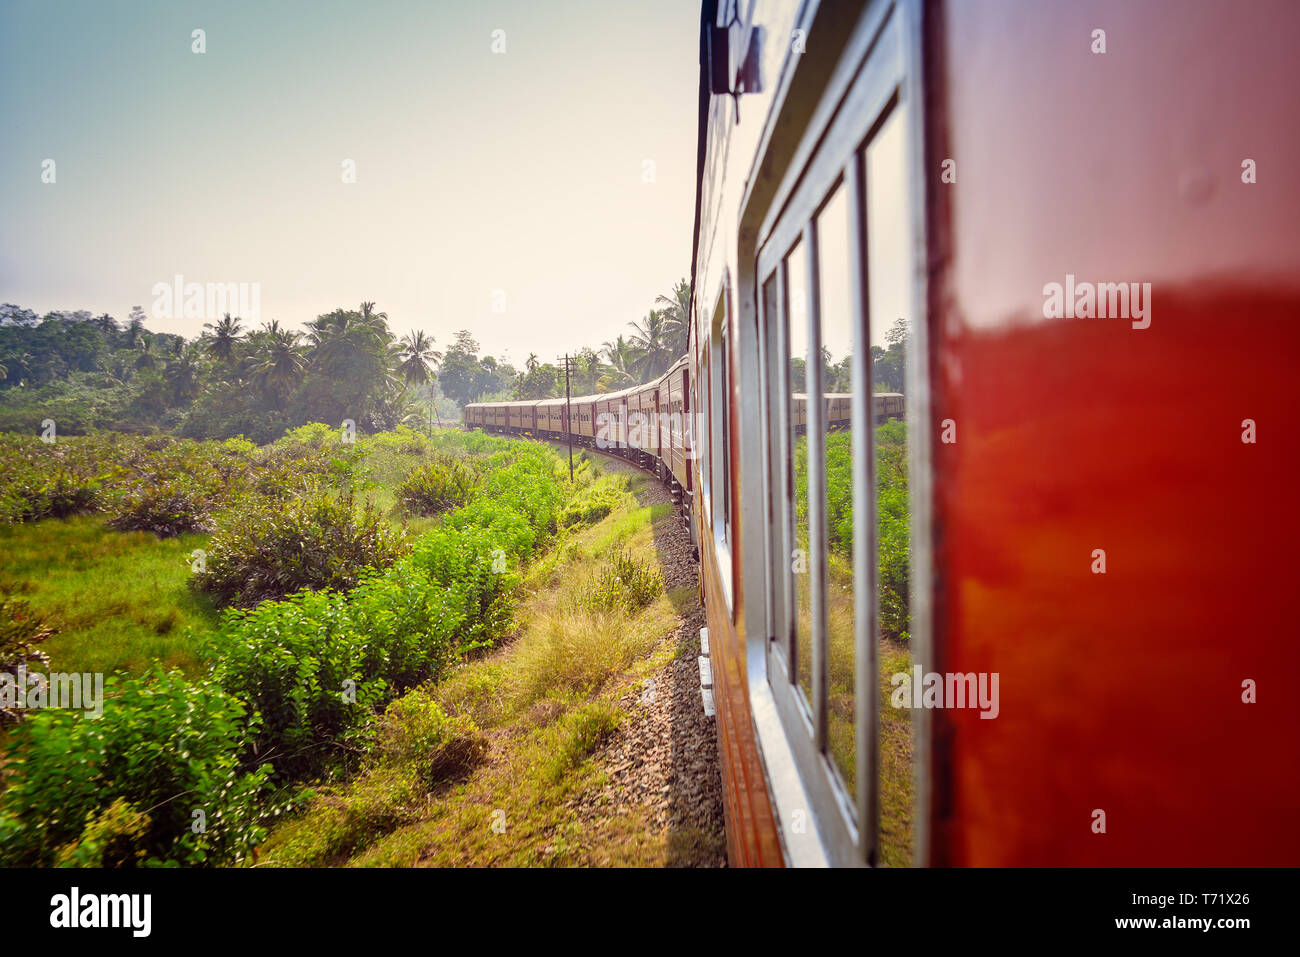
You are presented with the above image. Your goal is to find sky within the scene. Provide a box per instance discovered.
[0,0,701,365]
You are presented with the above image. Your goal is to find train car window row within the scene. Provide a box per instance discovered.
[754,2,913,866]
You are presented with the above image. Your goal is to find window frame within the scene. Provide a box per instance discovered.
[753,0,914,867]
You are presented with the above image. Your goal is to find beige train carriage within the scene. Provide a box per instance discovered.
[575,399,597,440]
[594,386,633,451]
[535,398,566,435]
[508,400,542,432]
[874,392,904,423]
[626,381,659,457]
[658,356,691,492]
[790,392,903,431]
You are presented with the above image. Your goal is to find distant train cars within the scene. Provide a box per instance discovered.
[465,381,903,501]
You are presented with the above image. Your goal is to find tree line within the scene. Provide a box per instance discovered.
[0,279,694,439]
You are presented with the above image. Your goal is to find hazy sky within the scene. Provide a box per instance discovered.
[0,0,701,365]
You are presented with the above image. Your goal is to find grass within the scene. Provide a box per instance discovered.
[0,515,219,676]
[254,486,694,868]
[0,432,489,678]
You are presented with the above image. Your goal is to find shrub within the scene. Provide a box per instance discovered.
[0,450,102,523]
[0,670,273,867]
[585,550,662,613]
[53,798,151,868]
[194,490,407,607]
[108,477,215,536]
[558,476,629,528]
[1,596,53,723]
[206,588,394,780]
[373,692,487,785]
[397,454,478,515]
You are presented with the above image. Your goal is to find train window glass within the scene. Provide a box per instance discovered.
[815,179,857,800]
[785,239,814,709]
[712,302,731,544]
[866,104,914,866]
[699,342,711,510]
[762,275,790,668]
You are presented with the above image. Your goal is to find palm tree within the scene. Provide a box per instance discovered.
[306,309,389,375]
[525,353,539,373]
[250,329,306,404]
[627,310,675,380]
[396,331,441,386]
[164,344,206,402]
[359,301,388,324]
[655,278,691,356]
[600,336,638,388]
[202,313,244,363]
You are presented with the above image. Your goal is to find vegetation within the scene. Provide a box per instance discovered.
[194,491,407,608]
[256,477,699,867]
[790,316,910,395]
[0,670,273,867]
[0,278,695,437]
[397,453,479,516]
[0,427,575,866]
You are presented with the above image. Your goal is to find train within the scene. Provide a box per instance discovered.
[466,378,904,501]
[468,0,1300,867]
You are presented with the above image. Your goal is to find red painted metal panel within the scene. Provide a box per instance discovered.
[927,0,1300,865]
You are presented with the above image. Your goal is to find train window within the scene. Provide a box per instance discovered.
[698,337,711,507]
[761,275,791,671]
[753,0,917,865]
[815,179,857,800]
[711,296,731,547]
[785,238,814,709]
[866,105,914,867]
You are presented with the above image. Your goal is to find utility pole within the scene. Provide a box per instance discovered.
[562,353,574,481]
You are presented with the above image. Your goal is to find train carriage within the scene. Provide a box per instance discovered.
[684,0,1300,868]
[576,399,597,442]
[627,383,659,461]
[660,357,691,495]
[535,397,566,435]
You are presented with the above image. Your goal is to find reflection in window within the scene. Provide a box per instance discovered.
[867,105,913,867]
[762,276,787,665]
[786,241,813,707]
[815,181,856,800]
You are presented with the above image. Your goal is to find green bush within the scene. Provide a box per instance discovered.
[108,477,215,536]
[558,475,628,528]
[373,692,487,785]
[397,453,478,515]
[205,441,568,779]
[194,490,407,607]
[0,670,273,867]
[53,798,151,868]
[206,587,395,780]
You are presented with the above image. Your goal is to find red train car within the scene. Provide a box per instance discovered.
[687,0,1300,867]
